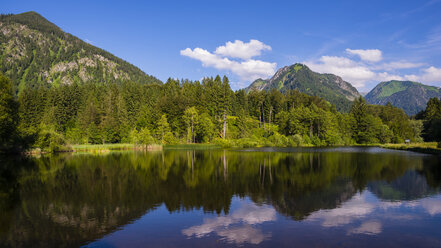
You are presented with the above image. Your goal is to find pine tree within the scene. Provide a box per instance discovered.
[0,73,20,151]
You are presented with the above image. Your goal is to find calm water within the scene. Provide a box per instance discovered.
[1,147,441,247]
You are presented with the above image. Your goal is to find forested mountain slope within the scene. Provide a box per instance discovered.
[245,63,360,112]
[0,11,161,92]
[365,80,441,115]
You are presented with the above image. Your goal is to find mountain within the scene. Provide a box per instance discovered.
[365,80,441,115]
[246,63,360,112]
[0,11,161,92]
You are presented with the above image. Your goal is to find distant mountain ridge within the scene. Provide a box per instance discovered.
[246,63,360,112]
[365,80,441,115]
[0,11,161,92]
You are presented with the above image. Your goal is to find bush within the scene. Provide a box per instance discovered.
[302,135,311,145]
[214,138,234,148]
[268,132,288,147]
[310,136,323,146]
[289,134,303,147]
[236,138,260,148]
[163,131,177,145]
[36,126,70,152]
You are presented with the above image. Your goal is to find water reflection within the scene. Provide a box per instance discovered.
[0,148,440,247]
[182,202,275,244]
[348,220,382,235]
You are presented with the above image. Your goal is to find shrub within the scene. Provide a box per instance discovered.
[289,134,303,147]
[268,132,288,147]
[36,126,70,152]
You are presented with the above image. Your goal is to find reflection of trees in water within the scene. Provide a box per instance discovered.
[369,169,440,201]
[0,150,439,247]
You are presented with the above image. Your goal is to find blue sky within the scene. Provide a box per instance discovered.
[3,0,441,91]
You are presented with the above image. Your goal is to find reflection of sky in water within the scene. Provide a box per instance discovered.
[182,202,276,244]
[84,193,441,247]
[306,191,441,236]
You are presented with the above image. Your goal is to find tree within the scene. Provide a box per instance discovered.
[138,127,155,145]
[157,114,170,144]
[184,107,198,143]
[350,97,372,144]
[421,98,441,141]
[197,113,215,143]
[0,73,20,152]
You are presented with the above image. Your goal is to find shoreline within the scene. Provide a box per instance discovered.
[380,143,441,156]
[17,142,441,156]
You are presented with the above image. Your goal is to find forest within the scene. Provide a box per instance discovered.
[1,72,440,153]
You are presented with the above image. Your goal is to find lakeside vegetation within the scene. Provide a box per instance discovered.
[381,142,441,155]
[1,71,441,154]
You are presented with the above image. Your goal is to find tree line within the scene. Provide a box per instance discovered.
[1,72,440,153]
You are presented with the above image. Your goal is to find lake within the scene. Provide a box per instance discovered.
[0,147,440,247]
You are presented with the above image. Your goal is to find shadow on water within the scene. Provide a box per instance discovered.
[0,148,440,247]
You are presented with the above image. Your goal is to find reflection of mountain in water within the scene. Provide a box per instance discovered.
[270,179,356,221]
[368,170,440,201]
[0,149,440,247]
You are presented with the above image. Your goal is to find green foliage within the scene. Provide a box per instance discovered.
[35,124,70,152]
[0,73,21,152]
[417,97,441,142]
[289,134,303,147]
[2,70,427,152]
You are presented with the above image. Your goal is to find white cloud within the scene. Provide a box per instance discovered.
[217,225,270,245]
[304,53,426,88]
[346,48,383,62]
[377,61,425,71]
[376,72,405,82]
[182,202,276,245]
[420,197,441,215]
[180,43,276,82]
[215,39,271,60]
[405,66,441,84]
[307,193,375,227]
[348,221,382,235]
[305,56,376,88]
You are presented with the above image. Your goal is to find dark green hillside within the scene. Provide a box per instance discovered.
[0,11,161,92]
[246,64,360,112]
[365,80,441,115]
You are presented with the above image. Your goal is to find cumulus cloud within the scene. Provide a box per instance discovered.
[305,56,376,88]
[215,39,272,60]
[405,66,441,84]
[376,72,405,82]
[182,202,276,245]
[304,49,438,89]
[348,221,382,235]
[377,61,425,71]
[420,197,441,215]
[307,193,375,227]
[346,48,383,62]
[217,225,270,245]
[180,40,276,82]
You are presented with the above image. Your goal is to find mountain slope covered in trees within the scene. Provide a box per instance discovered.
[245,63,361,112]
[366,80,441,115]
[0,11,161,92]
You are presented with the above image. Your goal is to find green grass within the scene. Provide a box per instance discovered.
[378,81,409,98]
[165,144,221,150]
[381,142,441,155]
[293,64,302,72]
[71,143,147,152]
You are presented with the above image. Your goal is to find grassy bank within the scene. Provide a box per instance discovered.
[29,142,441,155]
[72,144,163,152]
[380,142,441,155]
